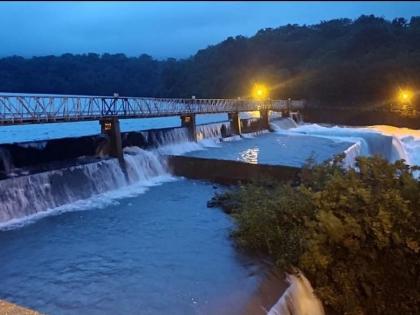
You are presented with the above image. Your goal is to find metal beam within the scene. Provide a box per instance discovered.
[0,93,305,126]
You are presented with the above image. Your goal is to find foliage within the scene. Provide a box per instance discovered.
[213,156,420,315]
[0,15,420,108]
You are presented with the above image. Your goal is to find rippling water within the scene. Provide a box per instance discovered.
[0,180,267,315]
[185,132,353,167]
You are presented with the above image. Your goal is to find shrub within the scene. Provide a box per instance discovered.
[213,156,420,315]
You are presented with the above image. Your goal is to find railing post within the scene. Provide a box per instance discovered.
[259,109,270,130]
[99,117,124,163]
[180,114,197,141]
[281,98,291,117]
[228,112,241,135]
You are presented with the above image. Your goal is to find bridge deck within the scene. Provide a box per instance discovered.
[0,94,304,125]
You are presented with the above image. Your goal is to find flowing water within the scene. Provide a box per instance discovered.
[0,180,267,315]
[0,113,418,315]
[185,131,353,167]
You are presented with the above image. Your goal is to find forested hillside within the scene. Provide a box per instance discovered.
[1,15,419,107]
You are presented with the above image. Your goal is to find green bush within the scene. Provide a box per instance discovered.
[213,156,420,315]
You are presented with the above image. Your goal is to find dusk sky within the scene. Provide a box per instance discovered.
[1,1,419,59]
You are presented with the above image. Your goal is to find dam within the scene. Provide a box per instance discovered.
[0,94,419,315]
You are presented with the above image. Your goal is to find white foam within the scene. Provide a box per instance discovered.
[343,141,363,168]
[267,272,325,315]
[277,123,415,166]
[0,148,175,230]
[270,118,299,130]
[0,175,176,231]
[0,122,230,228]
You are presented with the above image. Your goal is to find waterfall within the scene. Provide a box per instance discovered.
[0,148,14,174]
[269,118,298,130]
[390,135,410,164]
[281,124,411,165]
[147,127,191,147]
[155,122,227,155]
[0,148,173,230]
[0,122,229,229]
[343,141,362,168]
[400,135,420,166]
[196,122,227,140]
[267,272,325,315]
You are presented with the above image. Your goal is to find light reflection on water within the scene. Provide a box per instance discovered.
[239,147,260,164]
[187,133,352,167]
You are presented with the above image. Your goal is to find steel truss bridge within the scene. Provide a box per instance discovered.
[0,93,304,125]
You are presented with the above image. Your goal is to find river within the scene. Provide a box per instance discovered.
[0,114,418,314]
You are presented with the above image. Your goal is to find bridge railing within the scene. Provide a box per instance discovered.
[0,94,305,125]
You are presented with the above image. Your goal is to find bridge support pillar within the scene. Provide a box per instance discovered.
[282,98,291,118]
[260,109,270,130]
[100,117,124,162]
[228,112,241,135]
[180,114,197,141]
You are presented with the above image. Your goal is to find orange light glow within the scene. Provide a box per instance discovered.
[252,84,269,100]
[398,89,414,103]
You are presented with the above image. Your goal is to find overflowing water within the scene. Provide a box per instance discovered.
[0,113,418,315]
[1,118,417,229]
[154,122,228,155]
[185,131,354,167]
[0,148,173,229]
[268,272,325,315]
[270,121,415,167]
[0,121,235,229]
[0,147,13,173]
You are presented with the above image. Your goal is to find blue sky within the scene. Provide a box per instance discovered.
[0,1,419,59]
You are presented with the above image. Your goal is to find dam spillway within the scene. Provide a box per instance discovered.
[0,113,418,315]
[0,117,417,228]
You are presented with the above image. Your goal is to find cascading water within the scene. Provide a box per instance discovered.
[155,122,228,155]
[0,122,230,229]
[0,147,173,229]
[196,122,226,139]
[274,123,414,167]
[267,272,325,315]
[368,125,420,166]
[269,118,299,130]
[342,142,363,168]
[0,148,14,174]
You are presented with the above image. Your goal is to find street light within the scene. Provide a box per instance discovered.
[252,83,269,100]
[398,89,413,104]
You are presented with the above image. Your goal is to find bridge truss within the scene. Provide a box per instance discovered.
[0,94,305,125]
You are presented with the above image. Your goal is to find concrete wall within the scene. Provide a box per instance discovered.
[167,155,301,185]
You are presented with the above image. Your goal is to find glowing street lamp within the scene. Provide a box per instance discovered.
[398,89,413,104]
[252,83,269,100]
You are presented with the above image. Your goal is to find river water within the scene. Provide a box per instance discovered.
[0,179,269,315]
[0,114,419,314]
[185,132,352,166]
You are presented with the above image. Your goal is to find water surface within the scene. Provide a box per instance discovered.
[0,180,264,315]
[185,132,353,166]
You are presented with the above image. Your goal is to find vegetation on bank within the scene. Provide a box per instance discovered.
[211,156,420,315]
[1,15,420,109]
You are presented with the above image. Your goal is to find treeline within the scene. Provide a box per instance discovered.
[1,15,420,107]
